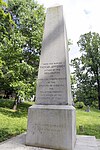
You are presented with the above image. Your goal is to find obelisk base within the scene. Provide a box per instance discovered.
[26,105,76,150]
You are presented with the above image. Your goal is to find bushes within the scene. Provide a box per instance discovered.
[75,101,98,110]
[75,102,86,109]
[91,101,98,109]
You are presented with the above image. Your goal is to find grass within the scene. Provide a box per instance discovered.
[76,108,100,139]
[0,99,33,142]
[0,99,100,142]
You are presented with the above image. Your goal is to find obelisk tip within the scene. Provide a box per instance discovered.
[48,3,63,9]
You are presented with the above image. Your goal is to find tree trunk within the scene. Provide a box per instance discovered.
[12,95,19,110]
[97,77,100,110]
[97,81,100,110]
[98,95,100,110]
[4,90,9,99]
[12,99,18,110]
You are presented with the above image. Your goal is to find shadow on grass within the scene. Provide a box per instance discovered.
[0,128,26,142]
[0,99,33,118]
[0,99,13,109]
[77,124,100,139]
[0,129,13,142]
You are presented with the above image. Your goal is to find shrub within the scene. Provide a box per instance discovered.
[75,102,85,109]
[91,101,98,109]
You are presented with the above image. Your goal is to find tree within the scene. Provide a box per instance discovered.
[0,0,16,96]
[8,0,45,67]
[8,0,45,100]
[71,32,100,109]
[0,0,45,105]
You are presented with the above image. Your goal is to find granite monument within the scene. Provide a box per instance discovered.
[26,5,76,150]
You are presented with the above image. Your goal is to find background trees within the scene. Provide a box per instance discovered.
[0,0,45,101]
[71,32,100,109]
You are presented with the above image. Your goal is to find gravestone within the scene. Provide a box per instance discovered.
[86,105,90,112]
[26,5,76,150]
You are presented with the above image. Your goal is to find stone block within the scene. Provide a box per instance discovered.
[26,105,76,150]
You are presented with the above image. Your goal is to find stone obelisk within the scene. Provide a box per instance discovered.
[26,5,76,150]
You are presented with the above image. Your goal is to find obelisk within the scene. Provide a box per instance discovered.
[26,5,76,150]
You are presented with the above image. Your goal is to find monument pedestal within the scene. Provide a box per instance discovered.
[26,105,76,150]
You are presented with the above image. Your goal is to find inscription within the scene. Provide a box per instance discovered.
[40,62,65,76]
[37,62,67,102]
[32,123,65,134]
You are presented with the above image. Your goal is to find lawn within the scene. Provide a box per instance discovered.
[76,108,100,139]
[0,99,100,142]
[0,99,33,142]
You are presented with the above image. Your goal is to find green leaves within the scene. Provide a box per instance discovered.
[71,32,100,109]
[0,0,45,99]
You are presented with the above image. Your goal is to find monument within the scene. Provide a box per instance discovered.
[26,5,76,150]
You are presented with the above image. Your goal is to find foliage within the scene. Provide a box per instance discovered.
[0,0,45,100]
[71,32,100,109]
[8,0,45,66]
[75,102,86,109]
[92,101,99,109]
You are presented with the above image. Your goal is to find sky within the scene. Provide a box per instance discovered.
[37,0,100,62]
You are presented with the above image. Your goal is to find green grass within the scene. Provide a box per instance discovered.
[0,99,100,142]
[0,99,33,142]
[76,108,100,139]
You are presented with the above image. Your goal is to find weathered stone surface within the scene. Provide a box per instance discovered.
[26,105,76,150]
[36,5,72,105]
[26,5,76,150]
[0,134,99,150]
[74,136,99,150]
[97,139,100,150]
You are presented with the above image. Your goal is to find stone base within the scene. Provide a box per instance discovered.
[26,105,76,150]
[0,133,99,150]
